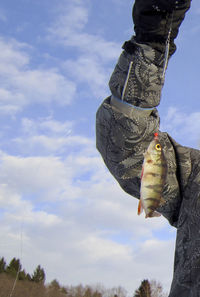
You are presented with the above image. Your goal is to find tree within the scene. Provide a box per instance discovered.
[74,284,85,297]
[6,258,22,278]
[32,265,45,283]
[60,286,68,294]
[84,287,93,297]
[26,273,32,281]
[134,279,151,297]
[110,286,127,297]
[93,290,102,297]
[49,279,60,290]
[18,269,27,281]
[149,280,168,297]
[0,257,6,273]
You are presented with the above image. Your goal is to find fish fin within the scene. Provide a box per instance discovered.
[160,197,166,205]
[141,166,144,179]
[153,211,161,217]
[154,132,159,139]
[146,211,161,218]
[137,200,143,215]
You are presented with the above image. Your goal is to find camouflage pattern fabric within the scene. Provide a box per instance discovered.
[96,0,200,296]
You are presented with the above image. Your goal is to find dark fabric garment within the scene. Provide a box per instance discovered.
[133,0,191,55]
[96,0,200,296]
[109,41,165,107]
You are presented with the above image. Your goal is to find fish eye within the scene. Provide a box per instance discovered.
[155,144,162,151]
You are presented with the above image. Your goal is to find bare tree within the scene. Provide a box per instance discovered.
[150,280,168,297]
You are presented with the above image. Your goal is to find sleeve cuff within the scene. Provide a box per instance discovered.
[110,95,156,118]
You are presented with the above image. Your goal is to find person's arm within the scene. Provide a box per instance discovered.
[96,0,191,226]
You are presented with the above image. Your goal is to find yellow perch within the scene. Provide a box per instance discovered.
[138,132,167,218]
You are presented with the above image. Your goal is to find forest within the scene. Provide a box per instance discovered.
[0,257,167,297]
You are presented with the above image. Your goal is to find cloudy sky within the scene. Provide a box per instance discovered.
[0,0,199,295]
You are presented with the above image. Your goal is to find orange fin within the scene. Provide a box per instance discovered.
[137,200,143,215]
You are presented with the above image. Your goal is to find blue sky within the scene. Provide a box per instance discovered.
[0,0,199,295]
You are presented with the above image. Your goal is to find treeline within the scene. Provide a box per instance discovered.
[134,280,167,297]
[0,256,45,282]
[0,257,167,297]
[0,256,66,297]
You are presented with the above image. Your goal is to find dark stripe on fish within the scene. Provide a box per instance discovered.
[147,205,157,211]
[144,184,163,193]
[144,173,166,179]
[145,198,161,203]
[144,172,160,177]
[152,163,167,168]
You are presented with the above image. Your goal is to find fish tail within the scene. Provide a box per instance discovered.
[137,199,143,215]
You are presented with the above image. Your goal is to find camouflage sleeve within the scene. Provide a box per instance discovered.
[96,0,192,227]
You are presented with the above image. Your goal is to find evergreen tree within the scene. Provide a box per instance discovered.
[32,265,45,283]
[6,258,22,278]
[134,279,151,297]
[61,286,68,294]
[26,273,32,281]
[49,279,60,290]
[0,257,6,273]
[18,269,27,281]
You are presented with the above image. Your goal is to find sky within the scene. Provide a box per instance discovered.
[0,0,200,295]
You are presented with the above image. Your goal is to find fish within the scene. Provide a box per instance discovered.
[138,132,167,218]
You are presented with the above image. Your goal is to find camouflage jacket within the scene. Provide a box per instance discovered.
[96,1,200,296]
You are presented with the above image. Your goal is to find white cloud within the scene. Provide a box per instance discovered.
[13,134,93,155]
[0,38,29,68]
[161,106,200,147]
[0,131,176,294]
[64,56,110,98]
[0,37,76,114]
[13,66,76,105]
[9,116,94,155]
[80,235,132,262]
[6,210,62,227]
[0,153,81,201]
[21,117,74,138]
[47,0,120,99]
[48,1,120,62]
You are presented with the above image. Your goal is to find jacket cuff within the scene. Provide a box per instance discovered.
[110,95,155,118]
